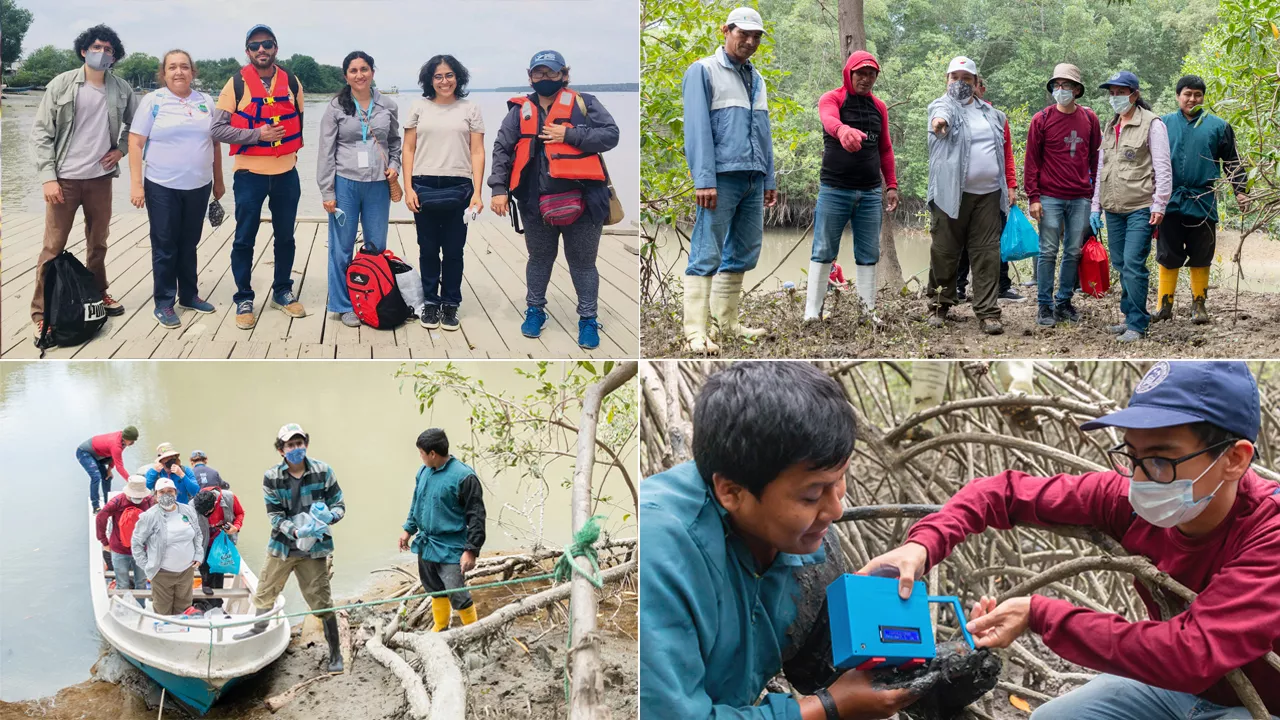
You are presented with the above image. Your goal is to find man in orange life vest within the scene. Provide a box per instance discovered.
[210,24,307,331]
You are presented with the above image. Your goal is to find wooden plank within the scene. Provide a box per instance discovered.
[266,340,302,359]
[299,343,335,359]
[461,223,562,358]
[247,222,317,345]
[189,340,236,359]
[285,221,330,345]
[230,340,271,359]
[116,337,164,358]
[336,344,372,359]
[210,220,284,344]
[372,345,411,359]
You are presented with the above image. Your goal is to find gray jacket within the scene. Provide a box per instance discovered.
[130,503,205,580]
[926,95,1010,220]
[317,89,402,201]
[31,67,138,184]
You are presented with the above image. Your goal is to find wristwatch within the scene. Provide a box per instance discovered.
[815,687,840,720]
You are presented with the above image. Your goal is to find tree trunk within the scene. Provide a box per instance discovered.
[569,362,638,720]
[837,0,866,55]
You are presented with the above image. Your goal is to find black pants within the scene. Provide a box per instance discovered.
[412,176,473,307]
[146,180,211,310]
[1157,212,1216,268]
[417,557,473,610]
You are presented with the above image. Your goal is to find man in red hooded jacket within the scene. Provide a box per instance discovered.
[805,50,899,325]
[861,361,1280,719]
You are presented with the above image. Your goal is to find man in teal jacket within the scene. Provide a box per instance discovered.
[399,428,487,631]
[639,362,917,719]
[1155,75,1248,326]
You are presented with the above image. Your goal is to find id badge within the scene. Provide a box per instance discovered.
[357,151,370,169]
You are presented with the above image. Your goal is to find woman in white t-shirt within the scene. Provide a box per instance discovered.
[127,50,224,330]
[403,55,485,332]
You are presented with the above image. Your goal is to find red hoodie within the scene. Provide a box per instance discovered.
[906,469,1280,714]
[817,51,898,191]
[89,431,130,479]
[202,487,245,542]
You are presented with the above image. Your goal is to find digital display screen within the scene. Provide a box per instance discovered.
[879,626,922,644]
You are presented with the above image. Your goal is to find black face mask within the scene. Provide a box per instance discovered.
[532,79,565,97]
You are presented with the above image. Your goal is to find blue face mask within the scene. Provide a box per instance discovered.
[285,447,307,464]
[333,208,346,227]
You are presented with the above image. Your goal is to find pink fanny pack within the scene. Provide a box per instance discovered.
[538,190,584,226]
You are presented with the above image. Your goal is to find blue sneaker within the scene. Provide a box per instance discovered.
[179,296,215,314]
[154,306,181,329]
[521,307,548,338]
[578,317,601,349]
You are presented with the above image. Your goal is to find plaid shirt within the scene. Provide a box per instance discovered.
[262,456,346,559]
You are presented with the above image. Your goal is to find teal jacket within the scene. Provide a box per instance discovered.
[639,461,833,720]
[403,457,486,564]
[1162,109,1246,223]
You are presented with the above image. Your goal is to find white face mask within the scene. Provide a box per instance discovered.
[1109,94,1134,115]
[1127,452,1226,528]
[1052,88,1075,106]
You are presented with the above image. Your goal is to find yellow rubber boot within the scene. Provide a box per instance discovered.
[1154,265,1179,322]
[458,605,479,626]
[430,596,451,632]
[1190,266,1211,324]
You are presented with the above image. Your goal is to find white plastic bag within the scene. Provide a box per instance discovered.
[396,266,425,317]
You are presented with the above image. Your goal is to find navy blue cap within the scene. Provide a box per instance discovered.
[529,50,566,72]
[246,24,276,44]
[1079,361,1260,443]
[1099,70,1140,91]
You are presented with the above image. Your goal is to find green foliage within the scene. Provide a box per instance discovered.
[1,0,33,72]
[113,52,159,90]
[8,44,79,86]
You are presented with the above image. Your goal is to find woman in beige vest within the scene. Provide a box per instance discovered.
[1089,71,1171,344]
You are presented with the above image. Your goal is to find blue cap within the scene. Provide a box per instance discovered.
[1079,361,1260,443]
[246,24,276,44]
[1099,70,1140,91]
[529,50,566,72]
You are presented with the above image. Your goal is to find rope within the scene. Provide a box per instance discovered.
[554,515,608,702]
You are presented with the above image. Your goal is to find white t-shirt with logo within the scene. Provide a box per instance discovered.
[159,509,197,572]
[131,88,215,190]
[962,101,1002,195]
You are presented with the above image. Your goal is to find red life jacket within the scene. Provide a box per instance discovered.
[508,88,606,193]
[228,65,303,157]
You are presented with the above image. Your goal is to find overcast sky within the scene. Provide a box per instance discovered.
[19,0,639,89]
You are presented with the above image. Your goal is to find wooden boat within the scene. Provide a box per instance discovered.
[381,85,399,95]
[88,497,290,714]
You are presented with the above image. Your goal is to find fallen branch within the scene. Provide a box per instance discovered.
[366,620,431,720]
[264,674,332,713]
[387,632,467,720]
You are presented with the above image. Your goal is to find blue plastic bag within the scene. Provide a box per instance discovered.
[1000,206,1039,262]
[208,531,241,575]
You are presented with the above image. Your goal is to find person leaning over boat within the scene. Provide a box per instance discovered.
[29,24,138,341]
[403,54,485,332]
[131,477,205,616]
[95,475,155,605]
[317,50,401,329]
[145,442,200,504]
[488,50,620,350]
[399,428,487,631]
[127,49,224,330]
[77,425,138,512]
[234,424,346,675]
[190,450,230,490]
[191,484,244,609]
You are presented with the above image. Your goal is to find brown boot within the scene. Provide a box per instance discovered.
[1191,296,1210,325]
[1152,295,1174,323]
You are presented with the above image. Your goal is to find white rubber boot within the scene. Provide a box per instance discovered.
[805,261,832,321]
[856,264,883,327]
[710,272,766,340]
[682,275,719,354]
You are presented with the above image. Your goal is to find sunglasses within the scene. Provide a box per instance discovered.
[247,40,277,52]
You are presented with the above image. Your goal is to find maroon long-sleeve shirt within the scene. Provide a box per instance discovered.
[906,468,1280,714]
[95,493,156,554]
[1023,104,1101,203]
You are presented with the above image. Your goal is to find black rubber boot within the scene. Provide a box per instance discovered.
[232,606,271,640]
[1152,295,1174,323]
[322,615,344,674]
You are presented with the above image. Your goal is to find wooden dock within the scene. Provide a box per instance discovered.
[1,212,639,359]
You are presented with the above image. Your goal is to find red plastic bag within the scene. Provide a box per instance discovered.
[1079,232,1110,298]
[829,262,846,286]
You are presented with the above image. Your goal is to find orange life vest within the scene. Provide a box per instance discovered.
[508,88,606,193]
[228,65,303,157]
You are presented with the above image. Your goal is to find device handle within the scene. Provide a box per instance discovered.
[926,595,976,650]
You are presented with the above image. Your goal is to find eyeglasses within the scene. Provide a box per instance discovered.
[433,73,456,82]
[530,69,563,81]
[1107,439,1237,484]
[247,40,277,52]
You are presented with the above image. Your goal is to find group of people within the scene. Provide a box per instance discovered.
[678,7,1247,350]
[32,24,621,350]
[83,424,488,676]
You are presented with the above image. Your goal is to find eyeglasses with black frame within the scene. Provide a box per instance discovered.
[1107,438,1238,484]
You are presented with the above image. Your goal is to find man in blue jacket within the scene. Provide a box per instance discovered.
[681,7,778,354]
[145,442,200,504]
[1154,75,1248,326]
[399,428,487,631]
[639,362,917,719]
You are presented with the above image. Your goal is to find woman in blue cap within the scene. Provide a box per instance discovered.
[1091,71,1172,344]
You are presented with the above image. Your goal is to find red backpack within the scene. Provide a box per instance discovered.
[346,245,412,328]
[1078,231,1111,298]
[118,503,143,551]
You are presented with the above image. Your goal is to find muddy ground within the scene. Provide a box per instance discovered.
[0,574,637,720]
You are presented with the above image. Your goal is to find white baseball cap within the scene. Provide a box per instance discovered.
[726,7,766,33]
[277,423,307,443]
[155,478,177,492]
[946,56,979,77]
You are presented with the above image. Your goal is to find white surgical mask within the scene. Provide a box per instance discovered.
[1127,453,1226,528]
[1052,88,1075,106]
[1109,94,1134,115]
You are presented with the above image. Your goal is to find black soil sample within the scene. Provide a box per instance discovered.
[871,641,1003,720]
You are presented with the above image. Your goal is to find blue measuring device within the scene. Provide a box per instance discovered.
[827,574,976,671]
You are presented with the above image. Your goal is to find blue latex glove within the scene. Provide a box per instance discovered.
[311,501,335,524]
[1090,211,1103,235]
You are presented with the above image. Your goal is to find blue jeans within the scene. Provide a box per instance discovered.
[1031,674,1278,720]
[231,168,301,305]
[1036,196,1091,307]
[77,448,110,508]
[146,180,212,310]
[1105,207,1154,333]
[326,176,390,313]
[811,185,883,265]
[412,176,472,307]
[111,552,147,605]
[686,171,765,276]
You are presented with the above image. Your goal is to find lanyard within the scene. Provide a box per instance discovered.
[356,96,375,144]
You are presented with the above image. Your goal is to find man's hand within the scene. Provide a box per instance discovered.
[823,669,918,720]
[99,149,124,171]
[43,180,64,204]
[884,188,899,213]
[258,124,286,143]
[966,595,1032,649]
[836,125,865,153]
[538,123,568,144]
[460,549,477,574]
[322,200,338,214]
[857,541,929,599]
[764,189,778,208]
[491,194,509,217]
[398,530,412,552]
[1029,201,1043,222]
[695,187,717,210]
[931,117,948,136]
[1149,211,1164,226]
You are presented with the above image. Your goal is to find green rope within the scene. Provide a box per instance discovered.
[554,514,608,702]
